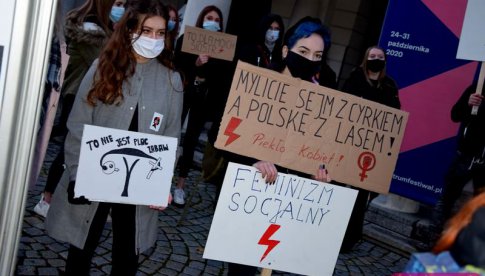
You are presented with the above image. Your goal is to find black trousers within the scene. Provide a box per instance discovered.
[227,262,258,276]
[65,203,138,276]
[432,152,485,230]
[178,83,210,178]
[45,94,76,193]
[340,188,372,252]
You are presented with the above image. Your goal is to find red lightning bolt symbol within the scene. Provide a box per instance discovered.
[258,224,281,262]
[224,117,242,146]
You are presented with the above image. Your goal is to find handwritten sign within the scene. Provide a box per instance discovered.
[456,0,485,61]
[215,61,409,193]
[203,162,358,275]
[75,125,178,206]
[181,25,237,61]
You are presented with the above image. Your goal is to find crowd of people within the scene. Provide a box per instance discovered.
[30,0,484,275]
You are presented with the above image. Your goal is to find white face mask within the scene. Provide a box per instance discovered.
[131,34,165,58]
[265,29,279,43]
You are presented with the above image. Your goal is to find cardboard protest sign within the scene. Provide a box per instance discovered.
[181,26,237,61]
[75,125,178,206]
[214,61,409,194]
[204,162,358,275]
[456,0,485,61]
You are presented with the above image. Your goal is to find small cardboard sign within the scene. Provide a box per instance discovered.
[181,25,237,61]
[214,61,409,194]
[75,125,178,206]
[203,162,358,275]
[456,0,485,61]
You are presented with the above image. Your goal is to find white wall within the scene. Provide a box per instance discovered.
[0,0,15,105]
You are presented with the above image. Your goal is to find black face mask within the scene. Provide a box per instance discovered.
[367,59,385,73]
[285,51,321,81]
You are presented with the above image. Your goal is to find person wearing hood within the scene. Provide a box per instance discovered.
[237,13,285,69]
[55,0,125,138]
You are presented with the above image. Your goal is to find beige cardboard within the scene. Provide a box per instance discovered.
[215,61,409,194]
[181,26,237,61]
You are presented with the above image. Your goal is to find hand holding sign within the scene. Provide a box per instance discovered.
[196,54,210,66]
[313,164,331,183]
[471,63,485,115]
[149,192,172,210]
[67,181,91,205]
[252,160,278,184]
[469,93,484,106]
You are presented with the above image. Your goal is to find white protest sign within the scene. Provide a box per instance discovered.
[204,162,358,276]
[75,125,178,206]
[456,0,485,61]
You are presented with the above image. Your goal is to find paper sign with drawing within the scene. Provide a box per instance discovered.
[203,162,358,275]
[75,125,178,206]
[215,61,409,194]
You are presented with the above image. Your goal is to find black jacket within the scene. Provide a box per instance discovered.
[236,40,283,69]
[174,34,235,121]
[342,67,401,109]
[451,84,485,157]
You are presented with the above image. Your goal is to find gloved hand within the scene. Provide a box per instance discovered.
[67,180,91,205]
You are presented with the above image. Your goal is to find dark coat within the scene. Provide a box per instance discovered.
[61,14,109,97]
[451,84,485,157]
[342,67,401,109]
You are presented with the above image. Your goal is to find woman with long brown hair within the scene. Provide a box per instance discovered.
[45,0,183,274]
